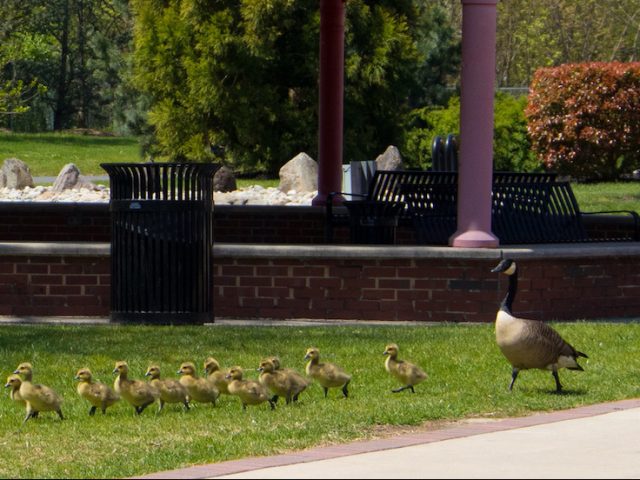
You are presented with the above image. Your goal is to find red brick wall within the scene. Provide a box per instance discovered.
[213,249,640,323]
[0,203,111,242]
[0,254,111,316]
[0,202,634,245]
[1,246,639,322]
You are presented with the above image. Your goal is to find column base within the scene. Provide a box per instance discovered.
[312,192,344,207]
[449,229,499,248]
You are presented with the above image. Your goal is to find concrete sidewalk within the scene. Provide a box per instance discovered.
[137,398,640,479]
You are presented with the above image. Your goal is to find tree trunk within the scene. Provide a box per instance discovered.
[53,0,71,130]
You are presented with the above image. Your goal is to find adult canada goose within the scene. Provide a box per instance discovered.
[177,362,219,406]
[204,357,230,395]
[13,362,64,423]
[304,347,351,398]
[145,365,190,412]
[491,258,588,392]
[225,366,275,410]
[382,343,427,393]
[75,368,120,415]
[269,356,310,403]
[113,361,158,414]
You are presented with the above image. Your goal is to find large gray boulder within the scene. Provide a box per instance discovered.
[376,145,404,171]
[213,165,237,192]
[51,163,96,192]
[0,158,34,189]
[278,152,318,192]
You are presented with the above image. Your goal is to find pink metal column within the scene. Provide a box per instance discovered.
[312,0,346,207]
[450,0,499,248]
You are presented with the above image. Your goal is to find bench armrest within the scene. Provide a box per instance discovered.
[581,209,640,241]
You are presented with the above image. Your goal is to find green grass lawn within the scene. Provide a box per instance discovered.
[571,182,640,212]
[1,322,639,478]
[0,132,141,177]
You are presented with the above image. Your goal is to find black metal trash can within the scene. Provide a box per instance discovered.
[101,162,220,324]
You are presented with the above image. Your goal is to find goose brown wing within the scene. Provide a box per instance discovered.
[523,320,577,363]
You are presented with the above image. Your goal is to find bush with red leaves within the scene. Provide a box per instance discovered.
[526,62,640,180]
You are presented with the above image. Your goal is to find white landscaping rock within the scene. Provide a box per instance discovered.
[278,152,318,193]
[0,184,316,205]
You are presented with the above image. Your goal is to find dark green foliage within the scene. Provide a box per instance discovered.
[403,93,542,172]
[131,0,459,174]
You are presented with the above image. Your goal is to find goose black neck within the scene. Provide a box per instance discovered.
[500,270,517,314]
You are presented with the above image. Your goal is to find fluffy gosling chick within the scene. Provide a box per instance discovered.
[269,356,310,403]
[204,357,230,395]
[145,365,189,412]
[226,366,274,410]
[75,368,120,415]
[112,361,158,415]
[383,343,427,393]
[5,374,28,410]
[13,362,64,424]
[304,347,351,398]
[258,358,294,404]
[177,362,219,406]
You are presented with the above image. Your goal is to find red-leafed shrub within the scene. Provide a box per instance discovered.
[526,62,640,180]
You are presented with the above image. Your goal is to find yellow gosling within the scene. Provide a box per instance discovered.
[304,347,351,398]
[258,358,294,404]
[269,356,310,403]
[145,365,190,412]
[5,374,27,409]
[13,362,64,424]
[75,368,120,415]
[204,357,230,395]
[225,366,274,410]
[382,343,427,393]
[177,362,219,406]
[112,361,158,415]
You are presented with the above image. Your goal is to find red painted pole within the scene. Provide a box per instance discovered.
[312,0,346,207]
[450,0,499,248]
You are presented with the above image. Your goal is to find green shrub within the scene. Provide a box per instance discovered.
[403,93,540,172]
[526,62,640,180]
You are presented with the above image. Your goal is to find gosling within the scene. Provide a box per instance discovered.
[304,347,351,398]
[258,358,294,404]
[492,258,588,392]
[75,368,120,415]
[13,362,64,424]
[204,357,230,395]
[5,374,30,412]
[145,365,190,412]
[226,366,275,410]
[177,362,219,406]
[268,356,310,403]
[113,361,158,415]
[383,343,427,393]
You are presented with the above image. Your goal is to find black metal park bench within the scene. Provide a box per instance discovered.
[401,178,640,245]
[326,170,559,244]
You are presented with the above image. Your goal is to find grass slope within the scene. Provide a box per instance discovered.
[0,132,140,177]
[0,322,638,478]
